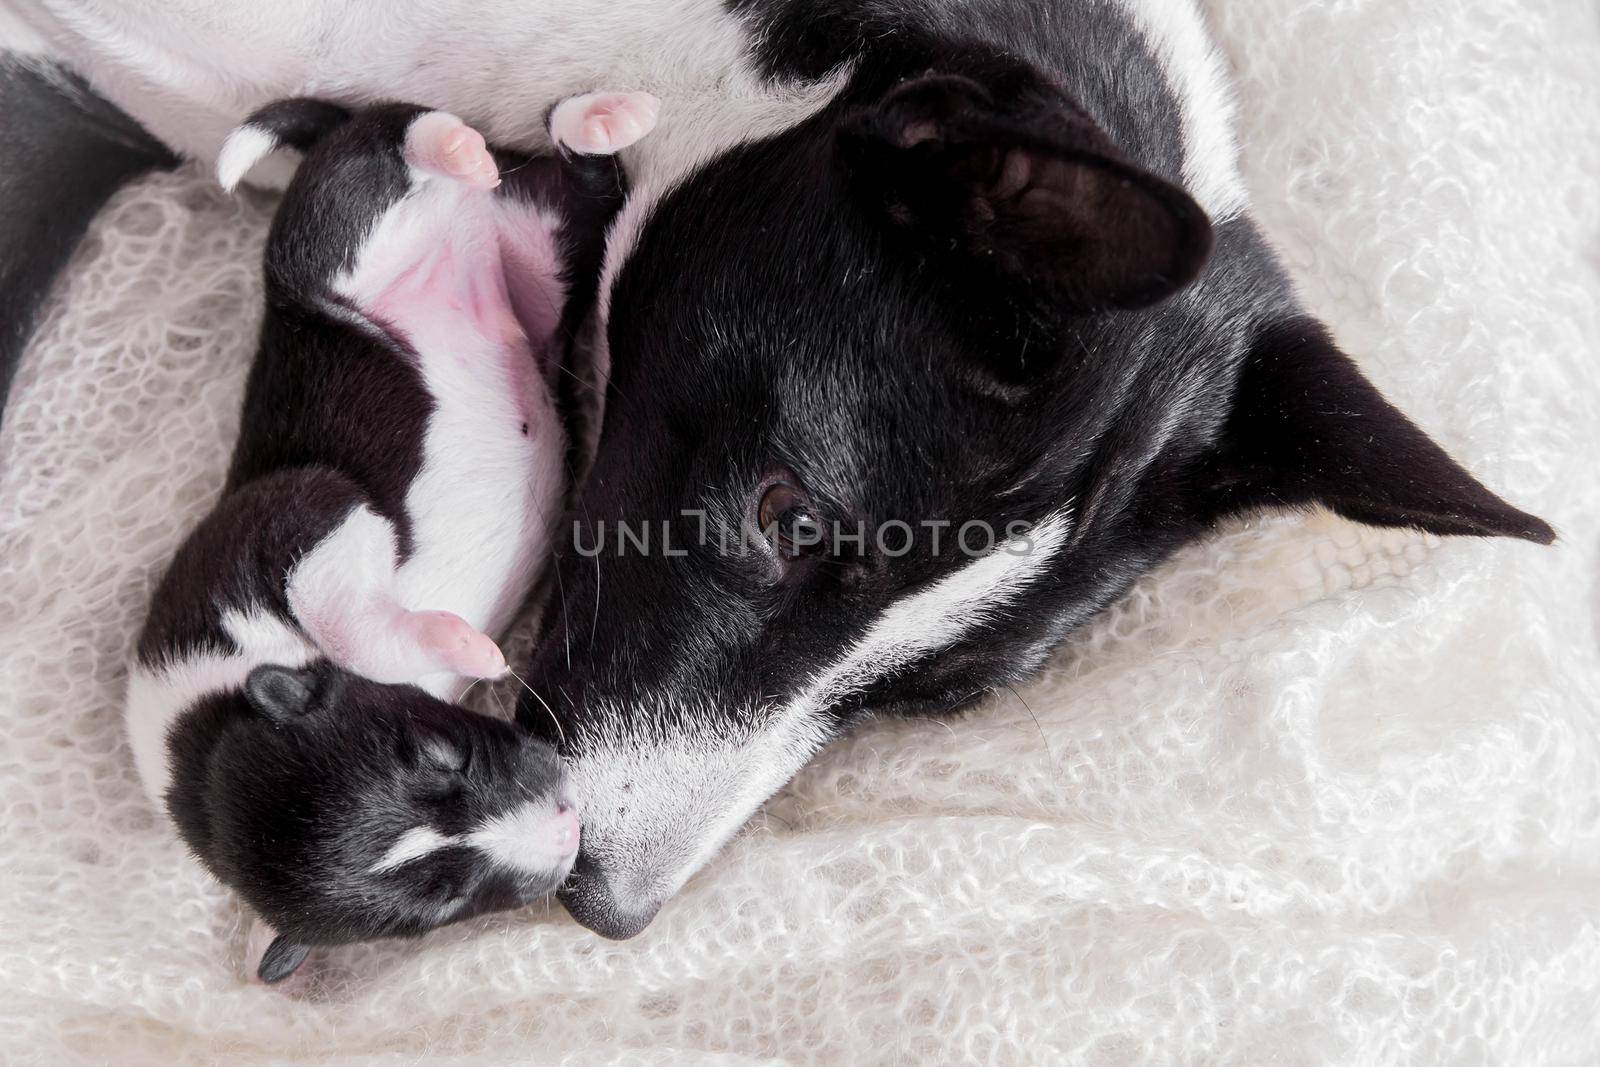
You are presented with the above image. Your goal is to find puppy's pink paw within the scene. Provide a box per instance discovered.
[411,610,508,679]
[405,112,500,188]
[550,92,660,156]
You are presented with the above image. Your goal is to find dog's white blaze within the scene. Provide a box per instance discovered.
[370,825,456,874]
[468,800,573,876]
[215,123,277,192]
[796,508,1076,709]
[124,609,317,805]
[1114,0,1247,222]
[568,714,834,905]
[372,809,578,878]
[370,809,578,878]
[572,509,1077,902]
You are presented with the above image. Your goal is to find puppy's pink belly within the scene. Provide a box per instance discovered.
[372,242,534,360]
[365,225,559,435]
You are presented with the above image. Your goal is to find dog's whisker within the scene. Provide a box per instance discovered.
[506,667,566,746]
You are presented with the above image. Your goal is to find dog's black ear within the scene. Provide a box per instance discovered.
[257,935,311,983]
[839,72,1213,310]
[1202,316,1554,543]
[243,665,317,726]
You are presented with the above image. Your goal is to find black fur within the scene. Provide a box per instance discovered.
[0,58,174,419]
[1198,317,1555,542]
[239,98,352,151]
[164,662,570,974]
[837,71,1214,311]
[524,0,1551,936]
[137,468,364,661]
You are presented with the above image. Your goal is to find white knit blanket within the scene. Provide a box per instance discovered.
[2,2,1598,1063]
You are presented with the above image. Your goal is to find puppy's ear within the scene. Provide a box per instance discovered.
[257,935,311,983]
[243,665,317,726]
[1201,316,1554,543]
[839,72,1213,310]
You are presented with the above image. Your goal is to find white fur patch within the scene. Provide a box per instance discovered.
[798,508,1077,709]
[215,124,277,193]
[124,609,317,805]
[468,800,574,876]
[283,504,416,682]
[0,8,55,57]
[370,826,457,874]
[371,806,576,878]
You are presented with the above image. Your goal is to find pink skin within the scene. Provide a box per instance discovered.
[552,803,580,857]
[298,600,509,686]
[404,113,501,187]
[407,609,508,679]
[549,91,660,155]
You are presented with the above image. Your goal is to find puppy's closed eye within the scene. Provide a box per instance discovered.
[420,732,468,774]
[396,728,469,776]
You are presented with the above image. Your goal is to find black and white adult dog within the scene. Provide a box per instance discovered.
[1,0,1552,942]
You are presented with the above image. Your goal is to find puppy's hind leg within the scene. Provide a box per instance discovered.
[287,504,508,685]
[241,101,479,307]
[404,111,501,188]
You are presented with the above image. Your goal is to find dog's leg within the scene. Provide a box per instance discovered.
[0,58,174,421]
[285,502,509,685]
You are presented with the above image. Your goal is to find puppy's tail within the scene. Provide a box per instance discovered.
[216,98,351,192]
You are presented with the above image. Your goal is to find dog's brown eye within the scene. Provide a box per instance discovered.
[758,482,825,557]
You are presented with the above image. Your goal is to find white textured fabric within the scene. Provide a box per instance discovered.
[2,1,1599,1063]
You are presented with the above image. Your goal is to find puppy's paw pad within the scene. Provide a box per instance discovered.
[412,611,507,679]
[551,92,660,155]
[406,112,500,188]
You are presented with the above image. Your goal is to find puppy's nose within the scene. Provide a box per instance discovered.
[559,862,662,940]
[551,800,580,857]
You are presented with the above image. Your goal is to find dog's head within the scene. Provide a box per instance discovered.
[166,663,578,980]
[523,67,1551,939]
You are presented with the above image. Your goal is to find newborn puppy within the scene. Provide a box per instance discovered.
[125,92,659,981]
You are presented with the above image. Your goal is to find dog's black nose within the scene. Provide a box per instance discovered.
[558,863,662,940]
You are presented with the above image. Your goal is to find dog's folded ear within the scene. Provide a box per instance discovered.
[243,664,318,725]
[838,72,1213,310]
[1201,316,1554,543]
